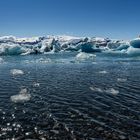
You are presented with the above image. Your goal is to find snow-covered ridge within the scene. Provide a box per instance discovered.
[0,35,140,56]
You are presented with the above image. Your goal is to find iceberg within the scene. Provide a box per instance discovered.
[126,46,140,56]
[80,42,101,53]
[130,38,140,48]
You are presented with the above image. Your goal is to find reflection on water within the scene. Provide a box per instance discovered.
[0,53,140,140]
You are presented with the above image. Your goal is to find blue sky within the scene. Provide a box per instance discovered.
[0,0,139,39]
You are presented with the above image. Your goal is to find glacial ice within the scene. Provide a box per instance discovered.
[10,69,24,76]
[10,88,31,103]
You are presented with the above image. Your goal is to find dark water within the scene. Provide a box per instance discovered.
[0,53,140,140]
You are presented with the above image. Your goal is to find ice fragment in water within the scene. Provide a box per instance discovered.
[98,71,108,74]
[90,87,103,93]
[76,52,96,60]
[117,78,127,82]
[10,69,24,76]
[10,88,31,103]
[105,88,119,95]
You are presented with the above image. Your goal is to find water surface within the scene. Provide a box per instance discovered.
[0,53,140,140]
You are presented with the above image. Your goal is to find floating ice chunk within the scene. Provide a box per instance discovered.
[33,82,40,87]
[98,71,108,74]
[10,88,31,103]
[90,86,119,95]
[76,52,96,60]
[89,87,103,93]
[105,88,119,95]
[10,69,24,76]
[117,78,127,82]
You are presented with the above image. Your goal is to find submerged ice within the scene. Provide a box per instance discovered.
[0,57,4,63]
[90,87,119,95]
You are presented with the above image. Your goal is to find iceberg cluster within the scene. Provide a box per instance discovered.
[0,35,140,56]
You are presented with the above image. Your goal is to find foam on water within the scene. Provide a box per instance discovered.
[10,69,24,76]
[10,88,31,103]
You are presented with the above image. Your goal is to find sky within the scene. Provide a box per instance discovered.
[0,0,139,39]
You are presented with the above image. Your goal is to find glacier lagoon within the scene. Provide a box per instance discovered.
[0,36,140,139]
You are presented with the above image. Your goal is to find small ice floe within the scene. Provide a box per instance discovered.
[89,87,103,93]
[76,52,96,60]
[98,70,108,74]
[117,78,127,82]
[10,88,31,103]
[105,88,119,95]
[33,82,40,87]
[10,69,24,76]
